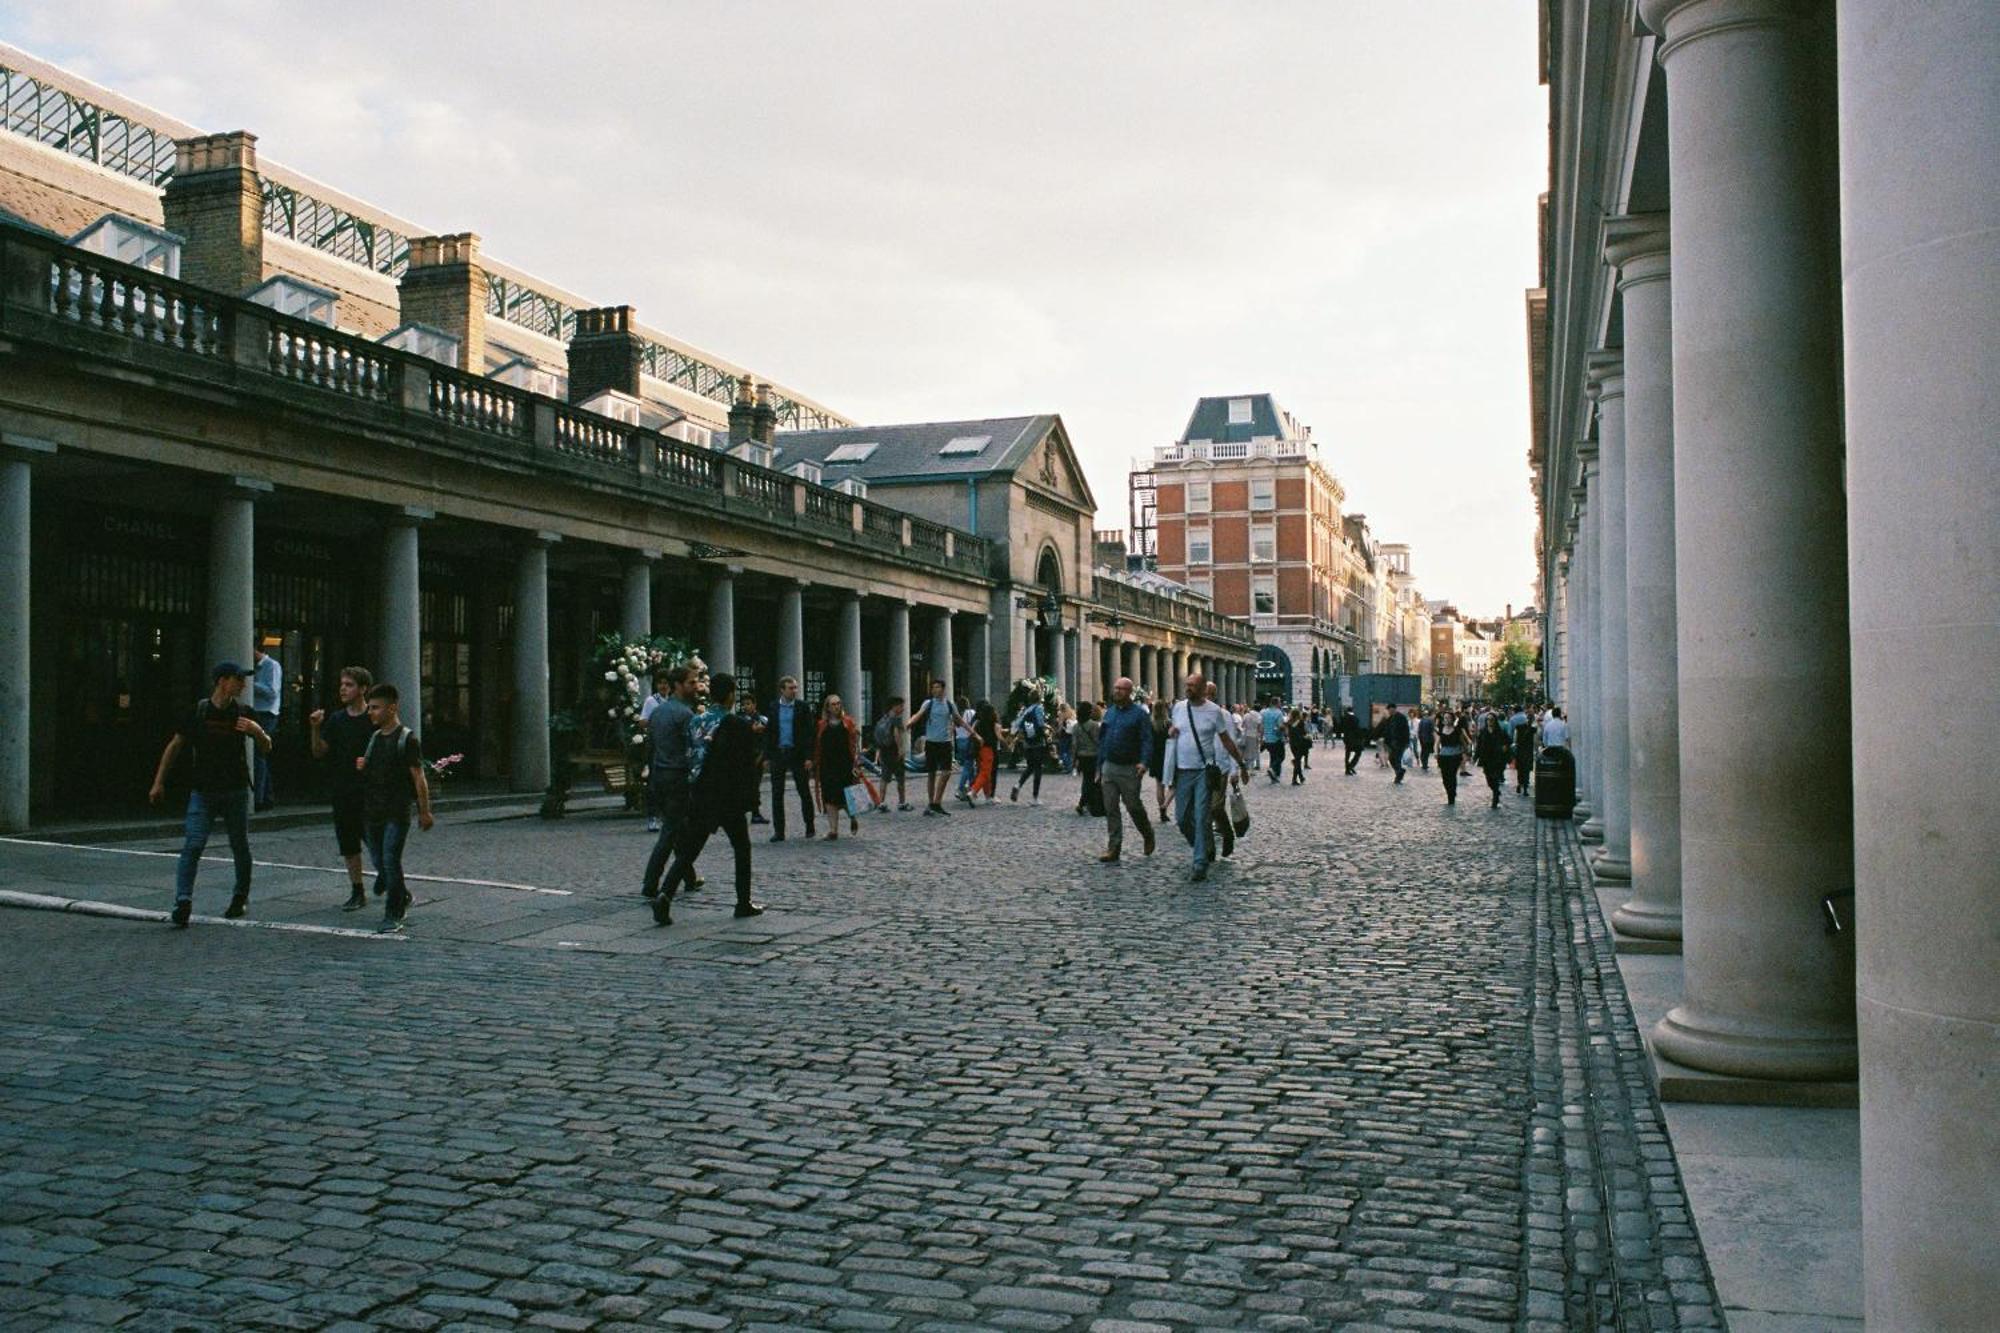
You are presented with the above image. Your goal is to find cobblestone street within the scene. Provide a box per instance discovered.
[0,755,1718,1330]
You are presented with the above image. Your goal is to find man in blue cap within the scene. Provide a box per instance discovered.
[148,661,271,928]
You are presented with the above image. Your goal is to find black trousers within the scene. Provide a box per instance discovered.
[663,809,751,905]
[1074,755,1103,815]
[1013,744,1045,798]
[1439,754,1463,803]
[1420,740,1434,770]
[1343,740,1363,773]
[769,748,815,836]
[1266,741,1286,780]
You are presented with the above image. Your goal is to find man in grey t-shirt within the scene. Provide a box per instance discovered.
[641,666,701,900]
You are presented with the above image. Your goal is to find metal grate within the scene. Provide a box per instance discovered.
[0,64,177,183]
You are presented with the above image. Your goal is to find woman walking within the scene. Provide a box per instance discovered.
[1009,689,1049,805]
[814,694,863,838]
[1435,710,1471,807]
[970,701,1000,803]
[1287,707,1311,785]
[1474,712,1512,809]
[1072,701,1103,817]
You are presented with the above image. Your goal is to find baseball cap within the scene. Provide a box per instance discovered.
[212,660,250,680]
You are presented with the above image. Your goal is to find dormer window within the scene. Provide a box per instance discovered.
[825,442,879,464]
[1228,397,1254,425]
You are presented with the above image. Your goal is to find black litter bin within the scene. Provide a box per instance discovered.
[1534,746,1576,819]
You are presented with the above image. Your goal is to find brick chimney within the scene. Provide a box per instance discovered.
[160,132,263,296]
[751,381,778,445]
[399,233,488,372]
[727,377,757,444]
[566,306,643,403]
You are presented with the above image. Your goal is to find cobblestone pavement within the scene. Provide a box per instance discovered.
[0,752,1720,1330]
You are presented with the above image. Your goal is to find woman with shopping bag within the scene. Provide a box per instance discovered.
[814,694,864,839]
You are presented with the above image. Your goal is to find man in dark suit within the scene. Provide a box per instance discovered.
[765,675,816,841]
[1382,705,1413,785]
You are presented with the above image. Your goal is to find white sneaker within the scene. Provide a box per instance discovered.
[645,818,661,833]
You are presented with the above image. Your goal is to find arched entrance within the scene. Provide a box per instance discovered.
[1255,643,1293,705]
[1030,547,1063,684]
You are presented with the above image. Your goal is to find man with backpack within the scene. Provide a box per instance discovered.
[905,679,957,816]
[359,683,433,932]
[1010,689,1049,805]
[148,661,271,928]
[872,697,911,812]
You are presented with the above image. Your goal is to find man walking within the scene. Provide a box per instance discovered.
[1418,708,1436,771]
[359,683,434,932]
[652,673,764,927]
[641,666,700,899]
[905,679,957,816]
[765,675,816,841]
[1095,678,1155,861]
[308,665,375,910]
[149,662,270,927]
[1259,695,1286,783]
[1164,671,1244,882]
[250,640,283,810]
[639,669,672,831]
[1341,706,1366,774]
[873,696,911,811]
[1383,704,1413,785]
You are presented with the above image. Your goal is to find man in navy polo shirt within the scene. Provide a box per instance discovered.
[1095,676,1156,863]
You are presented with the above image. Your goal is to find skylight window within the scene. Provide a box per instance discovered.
[1228,397,1254,425]
[825,442,879,464]
[939,434,991,458]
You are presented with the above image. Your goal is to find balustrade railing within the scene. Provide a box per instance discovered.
[46,249,225,356]
[550,403,631,466]
[6,223,991,579]
[267,313,392,400]
[428,369,529,438]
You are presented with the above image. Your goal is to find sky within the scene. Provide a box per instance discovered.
[5,1,1547,615]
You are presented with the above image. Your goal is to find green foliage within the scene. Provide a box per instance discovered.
[1486,640,1537,707]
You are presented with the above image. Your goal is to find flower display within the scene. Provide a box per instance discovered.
[593,632,702,748]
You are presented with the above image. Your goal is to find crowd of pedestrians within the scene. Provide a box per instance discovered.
[148,648,1566,930]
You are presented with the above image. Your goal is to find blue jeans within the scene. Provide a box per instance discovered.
[252,712,278,806]
[956,739,976,796]
[175,788,251,906]
[366,818,412,919]
[1173,767,1212,870]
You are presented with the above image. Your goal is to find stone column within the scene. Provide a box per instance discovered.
[1023,618,1038,681]
[971,616,992,702]
[836,594,864,714]
[379,511,424,735]
[1587,353,1632,884]
[1065,629,1080,702]
[930,611,954,696]
[510,535,555,793]
[1606,216,1683,938]
[1839,1,1999,1320]
[206,480,261,671]
[705,568,737,675]
[1643,0,1856,1081]
[620,553,654,641]
[1573,472,1600,830]
[0,442,45,831]
[887,600,912,709]
[776,582,805,687]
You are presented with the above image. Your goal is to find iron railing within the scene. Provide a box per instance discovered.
[261,180,410,278]
[0,63,177,183]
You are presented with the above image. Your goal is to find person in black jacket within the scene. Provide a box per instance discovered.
[1381,705,1413,785]
[654,673,765,926]
[1341,707,1367,774]
[1474,712,1512,809]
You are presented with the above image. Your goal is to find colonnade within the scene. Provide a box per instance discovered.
[1557,3,1997,1321]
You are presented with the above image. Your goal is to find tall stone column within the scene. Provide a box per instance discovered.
[510,535,556,793]
[887,600,911,709]
[1839,1,1999,1320]
[206,480,262,671]
[1587,353,1632,884]
[1607,215,1683,938]
[1643,0,1856,1081]
[971,616,992,702]
[620,553,654,641]
[0,442,46,832]
[705,568,737,675]
[776,582,805,687]
[1065,629,1081,702]
[1572,475,1599,829]
[379,511,424,735]
[836,594,864,715]
[1023,617,1038,681]
[930,611,954,696]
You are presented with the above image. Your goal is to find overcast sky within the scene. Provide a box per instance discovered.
[8,1,1546,615]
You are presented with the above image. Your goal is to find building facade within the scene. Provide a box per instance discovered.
[1535,2,1995,1321]
[1136,394,1353,705]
